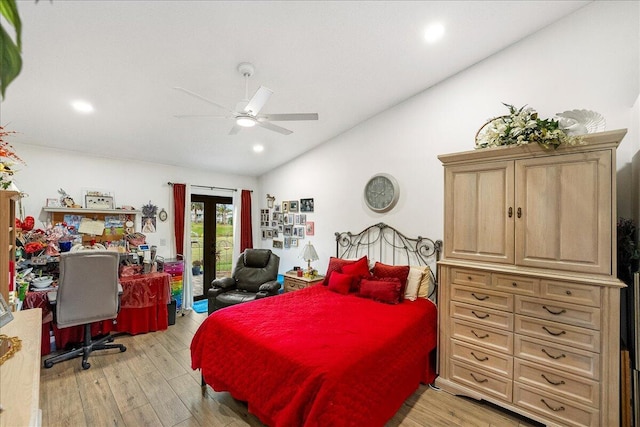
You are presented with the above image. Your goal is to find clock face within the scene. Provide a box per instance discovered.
[158,209,168,222]
[364,173,399,212]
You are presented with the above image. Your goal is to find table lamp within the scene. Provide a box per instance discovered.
[300,241,319,273]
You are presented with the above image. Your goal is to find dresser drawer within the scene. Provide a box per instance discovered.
[284,281,305,292]
[450,268,491,288]
[515,315,600,353]
[514,335,599,380]
[493,273,539,296]
[451,318,513,353]
[450,360,512,402]
[451,301,514,331]
[540,280,601,308]
[515,296,600,330]
[514,359,599,408]
[451,339,512,377]
[514,382,599,427]
[451,285,513,311]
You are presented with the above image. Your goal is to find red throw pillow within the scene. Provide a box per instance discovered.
[358,278,402,304]
[372,262,410,301]
[327,271,354,295]
[341,257,371,292]
[322,256,368,286]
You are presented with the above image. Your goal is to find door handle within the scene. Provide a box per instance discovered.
[517,207,522,218]
[508,207,513,218]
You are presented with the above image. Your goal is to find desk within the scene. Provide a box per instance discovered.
[0,309,42,427]
[24,272,170,355]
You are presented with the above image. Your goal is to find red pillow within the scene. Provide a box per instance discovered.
[327,271,354,295]
[341,257,371,291]
[372,262,410,301]
[322,256,367,286]
[358,278,402,304]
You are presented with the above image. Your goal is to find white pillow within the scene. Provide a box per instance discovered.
[417,265,434,299]
[405,266,427,301]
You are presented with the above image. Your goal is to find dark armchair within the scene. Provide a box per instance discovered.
[207,249,281,313]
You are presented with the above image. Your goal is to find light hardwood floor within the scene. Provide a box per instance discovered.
[39,309,541,427]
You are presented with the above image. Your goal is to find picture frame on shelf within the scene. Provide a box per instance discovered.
[46,198,61,208]
[85,195,114,210]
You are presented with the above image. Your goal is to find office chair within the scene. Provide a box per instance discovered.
[43,251,126,370]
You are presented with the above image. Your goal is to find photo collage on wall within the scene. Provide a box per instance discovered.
[261,197,314,250]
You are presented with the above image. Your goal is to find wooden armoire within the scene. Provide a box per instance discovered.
[436,129,627,427]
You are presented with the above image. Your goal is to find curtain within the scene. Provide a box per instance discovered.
[240,189,253,252]
[173,184,186,256]
[172,183,193,310]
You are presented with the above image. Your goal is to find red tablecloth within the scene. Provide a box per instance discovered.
[24,272,171,355]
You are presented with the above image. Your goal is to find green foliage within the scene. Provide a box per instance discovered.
[0,0,22,99]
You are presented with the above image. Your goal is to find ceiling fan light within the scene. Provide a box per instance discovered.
[236,116,256,127]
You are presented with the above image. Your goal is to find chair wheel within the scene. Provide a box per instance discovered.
[82,361,91,370]
[120,346,127,352]
[44,361,53,369]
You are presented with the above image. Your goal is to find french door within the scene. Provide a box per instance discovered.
[190,194,233,301]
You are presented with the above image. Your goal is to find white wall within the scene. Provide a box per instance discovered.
[12,145,258,259]
[259,1,640,274]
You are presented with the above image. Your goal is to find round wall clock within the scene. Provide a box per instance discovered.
[364,173,400,213]
[158,209,168,222]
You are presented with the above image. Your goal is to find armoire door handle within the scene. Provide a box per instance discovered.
[517,207,522,218]
[508,207,513,218]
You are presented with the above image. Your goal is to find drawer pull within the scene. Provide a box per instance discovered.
[470,373,488,383]
[471,311,489,319]
[541,398,565,412]
[512,282,518,287]
[467,276,473,281]
[542,326,567,337]
[542,305,566,315]
[541,374,566,386]
[471,352,488,362]
[566,290,572,295]
[541,348,566,360]
[471,330,489,339]
[471,293,489,301]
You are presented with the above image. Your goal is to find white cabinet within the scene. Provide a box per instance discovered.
[437,129,626,427]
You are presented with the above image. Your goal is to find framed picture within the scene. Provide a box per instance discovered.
[282,201,290,213]
[273,240,283,249]
[306,221,315,236]
[291,238,299,247]
[289,200,299,212]
[284,237,291,249]
[0,293,14,327]
[46,198,61,208]
[85,195,114,209]
[300,198,314,212]
[294,226,305,238]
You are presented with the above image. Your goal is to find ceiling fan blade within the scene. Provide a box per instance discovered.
[257,120,293,135]
[244,86,273,115]
[259,113,319,122]
[228,124,242,135]
[173,87,233,113]
[173,114,230,119]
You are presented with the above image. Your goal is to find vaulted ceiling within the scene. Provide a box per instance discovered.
[2,1,589,176]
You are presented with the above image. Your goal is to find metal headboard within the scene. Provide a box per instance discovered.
[334,222,442,301]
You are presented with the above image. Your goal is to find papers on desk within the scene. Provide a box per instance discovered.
[78,218,105,235]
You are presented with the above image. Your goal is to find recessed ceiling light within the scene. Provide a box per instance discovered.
[71,100,94,114]
[253,144,264,153]
[424,22,445,44]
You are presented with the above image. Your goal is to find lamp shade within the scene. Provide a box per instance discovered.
[300,242,319,263]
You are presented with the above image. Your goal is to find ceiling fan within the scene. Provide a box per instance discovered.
[174,62,319,136]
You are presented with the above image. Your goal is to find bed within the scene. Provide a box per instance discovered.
[191,223,442,426]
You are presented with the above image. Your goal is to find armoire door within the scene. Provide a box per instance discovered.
[444,160,515,264]
[514,150,612,274]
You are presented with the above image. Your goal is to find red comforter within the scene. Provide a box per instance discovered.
[191,285,437,427]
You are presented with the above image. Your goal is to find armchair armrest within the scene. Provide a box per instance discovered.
[256,280,281,299]
[211,277,236,290]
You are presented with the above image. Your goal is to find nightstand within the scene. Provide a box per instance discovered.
[283,272,325,292]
